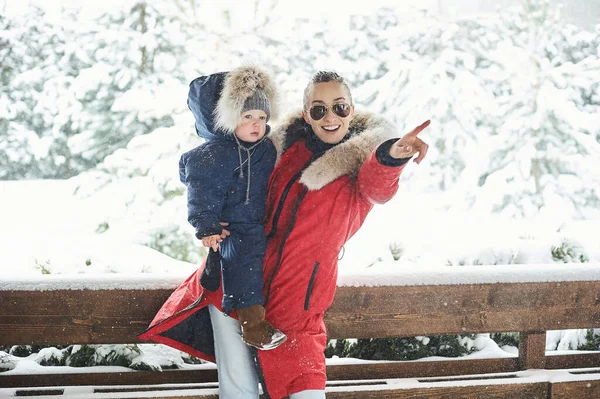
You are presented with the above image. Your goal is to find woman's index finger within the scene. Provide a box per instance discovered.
[406,120,431,137]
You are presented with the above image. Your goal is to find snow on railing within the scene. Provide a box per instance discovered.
[1,262,600,291]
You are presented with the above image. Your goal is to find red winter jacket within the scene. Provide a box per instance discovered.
[138,111,407,398]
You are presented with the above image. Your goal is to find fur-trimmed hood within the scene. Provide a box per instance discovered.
[214,65,280,134]
[269,110,398,190]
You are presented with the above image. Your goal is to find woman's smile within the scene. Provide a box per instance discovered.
[321,125,340,133]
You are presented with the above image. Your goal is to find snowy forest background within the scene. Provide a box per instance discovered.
[2,0,600,374]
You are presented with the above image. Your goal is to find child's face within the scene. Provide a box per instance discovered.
[235,110,268,142]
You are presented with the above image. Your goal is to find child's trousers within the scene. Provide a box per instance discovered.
[208,304,326,399]
[219,222,266,314]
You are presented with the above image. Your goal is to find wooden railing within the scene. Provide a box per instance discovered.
[2,267,600,398]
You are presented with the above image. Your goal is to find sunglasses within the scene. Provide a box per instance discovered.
[309,103,352,120]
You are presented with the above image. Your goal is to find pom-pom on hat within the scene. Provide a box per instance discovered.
[214,65,279,134]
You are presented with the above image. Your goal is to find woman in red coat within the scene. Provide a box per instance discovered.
[139,71,430,398]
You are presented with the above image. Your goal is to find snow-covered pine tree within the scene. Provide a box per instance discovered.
[1,2,190,180]
[352,7,504,203]
[352,1,599,219]
[64,1,189,177]
[470,0,600,218]
[326,335,475,361]
[0,7,78,179]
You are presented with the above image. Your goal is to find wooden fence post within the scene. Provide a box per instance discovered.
[519,331,547,370]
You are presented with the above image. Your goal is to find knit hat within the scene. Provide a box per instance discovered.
[241,89,271,122]
[214,65,279,133]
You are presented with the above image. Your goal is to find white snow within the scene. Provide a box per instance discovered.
[338,262,600,287]
[2,263,600,292]
[0,273,188,293]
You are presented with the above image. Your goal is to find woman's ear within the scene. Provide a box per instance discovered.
[302,110,310,124]
[348,105,355,121]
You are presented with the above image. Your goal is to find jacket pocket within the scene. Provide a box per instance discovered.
[304,262,320,310]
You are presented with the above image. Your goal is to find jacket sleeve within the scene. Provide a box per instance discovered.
[357,138,410,205]
[179,146,233,239]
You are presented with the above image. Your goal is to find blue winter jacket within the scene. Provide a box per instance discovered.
[179,73,277,238]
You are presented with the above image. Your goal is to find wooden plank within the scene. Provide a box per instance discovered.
[12,384,219,399]
[327,358,520,381]
[0,358,519,389]
[0,369,218,388]
[92,396,218,399]
[9,382,549,399]
[325,381,550,399]
[546,353,600,370]
[89,396,219,399]
[330,282,600,316]
[326,282,600,338]
[0,289,173,345]
[3,282,600,345]
[12,393,220,399]
[551,380,600,398]
[519,332,547,370]
[1,282,599,345]
[0,359,511,389]
[95,384,219,393]
[12,382,379,398]
[111,396,217,399]
[12,388,65,396]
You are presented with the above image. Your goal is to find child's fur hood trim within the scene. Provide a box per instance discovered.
[269,110,398,190]
[214,65,280,134]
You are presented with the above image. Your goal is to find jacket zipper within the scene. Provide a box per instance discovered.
[304,262,320,310]
[264,187,308,306]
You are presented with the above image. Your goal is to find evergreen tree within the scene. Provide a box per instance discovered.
[0,2,190,179]
[62,1,188,177]
[353,7,505,198]
[353,1,600,219]
[325,335,474,361]
[474,0,600,218]
[0,7,76,179]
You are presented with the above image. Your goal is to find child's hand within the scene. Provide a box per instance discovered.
[201,235,221,251]
[219,222,231,239]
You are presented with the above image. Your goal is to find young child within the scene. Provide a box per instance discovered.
[179,65,286,350]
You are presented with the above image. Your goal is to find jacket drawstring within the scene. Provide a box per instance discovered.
[234,136,266,204]
[237,145,244,178]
